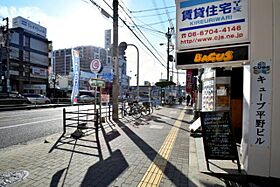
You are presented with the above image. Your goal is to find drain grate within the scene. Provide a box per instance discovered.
[0,170,29,187]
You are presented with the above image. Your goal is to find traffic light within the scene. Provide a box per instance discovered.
[118,42,127,56]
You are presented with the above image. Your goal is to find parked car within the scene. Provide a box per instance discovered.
[78,95,96,103]
[22,93,51,104]
[0,91,30,105]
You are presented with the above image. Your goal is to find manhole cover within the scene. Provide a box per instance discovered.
[0,170,29,187]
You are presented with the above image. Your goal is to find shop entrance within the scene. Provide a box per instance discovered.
[216,67,243,143]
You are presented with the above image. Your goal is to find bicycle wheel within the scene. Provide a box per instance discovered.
[131,107,142,119]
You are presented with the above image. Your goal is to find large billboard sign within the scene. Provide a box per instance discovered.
[177,0,249,50]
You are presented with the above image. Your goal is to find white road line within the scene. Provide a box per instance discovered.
[0,118,61,130]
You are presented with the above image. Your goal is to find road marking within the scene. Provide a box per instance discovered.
[138,107,186,187]
[0,118,61,130]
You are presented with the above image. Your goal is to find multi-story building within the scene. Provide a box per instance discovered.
[0,16,52,95]
[52,45,130,95]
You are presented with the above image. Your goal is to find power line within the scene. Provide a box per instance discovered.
[118,2,166,61]
[138,18,175,27]
[162,0,174,28]
[102,0,167,68]
[129,5,175,13]
[152,0,165,31]
[132,10,176,18]
[135,25,165,35]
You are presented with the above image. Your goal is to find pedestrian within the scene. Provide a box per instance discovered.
[186,94,191,106]
[178,96,183,104]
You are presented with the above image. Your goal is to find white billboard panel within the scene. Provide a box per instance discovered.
[177,0,249,50]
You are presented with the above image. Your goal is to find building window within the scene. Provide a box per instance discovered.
[66,49,71,55]
[55,51,60,57]
[24,36,30,47]
[10,47,20,60]
[23,51,30,61]
[107,57,111,64]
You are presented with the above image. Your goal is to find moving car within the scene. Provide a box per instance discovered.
[22,93,51,104]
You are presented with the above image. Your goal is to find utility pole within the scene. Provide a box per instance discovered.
[3,17,10,93]
[166,27,171,81]
[112,0,119,120]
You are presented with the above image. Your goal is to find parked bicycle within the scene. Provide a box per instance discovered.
[119,101,142,119]
[141,101,153,115]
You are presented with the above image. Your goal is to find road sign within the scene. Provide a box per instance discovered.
[90,59,102,73]
[88,78,105,88]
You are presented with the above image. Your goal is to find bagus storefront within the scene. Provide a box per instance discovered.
[175,0,280,178]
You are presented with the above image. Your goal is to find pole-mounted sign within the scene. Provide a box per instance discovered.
[88,78,105,88]
[90,59,102,73]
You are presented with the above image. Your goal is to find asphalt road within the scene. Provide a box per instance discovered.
[0,105,103,149]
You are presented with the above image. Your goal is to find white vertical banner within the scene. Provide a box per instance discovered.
[71,49,80,104]
[250,60,272,147]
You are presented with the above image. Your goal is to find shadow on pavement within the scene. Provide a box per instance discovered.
[50,168,66,187]
[50,121,126,187]
[115,119,196,186]
[156,113,194,125]
[201,172,280,187]
[48,128,103,159]
[154,114,191,132]
[81,149,129,187]
[51,139,77,187]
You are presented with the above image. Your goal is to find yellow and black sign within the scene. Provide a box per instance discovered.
[176,45,249,67]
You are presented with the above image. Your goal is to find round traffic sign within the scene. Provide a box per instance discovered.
[90,59,102,73]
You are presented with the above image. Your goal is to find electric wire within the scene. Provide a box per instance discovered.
[101,0,167,68]
[152,0,166,31]
[133,10,176,18]
[162,0,174,29]
[138,18,175,27]
[118,2,166,62]
[129,5,175,13]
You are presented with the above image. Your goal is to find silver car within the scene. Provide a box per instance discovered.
[22,94,51,104]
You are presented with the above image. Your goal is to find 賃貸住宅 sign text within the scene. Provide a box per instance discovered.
[176,0,249,50]
[176,45,249,69]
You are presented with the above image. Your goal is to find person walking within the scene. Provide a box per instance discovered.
[186,94,191,106]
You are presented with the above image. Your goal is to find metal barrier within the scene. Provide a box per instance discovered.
[49,104,112,153]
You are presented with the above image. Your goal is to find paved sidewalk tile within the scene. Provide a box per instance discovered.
[0,106,190,187]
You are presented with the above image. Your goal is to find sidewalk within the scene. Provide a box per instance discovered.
[0,104,279,187]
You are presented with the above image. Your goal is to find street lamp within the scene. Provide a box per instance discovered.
[119,42,140,101]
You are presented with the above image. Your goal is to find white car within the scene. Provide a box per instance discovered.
[22,94,51,104]
[78,95,98,103]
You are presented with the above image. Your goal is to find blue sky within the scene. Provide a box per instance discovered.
[0,0,185,86]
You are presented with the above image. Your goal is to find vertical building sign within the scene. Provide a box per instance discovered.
[104,29,112,49]
[250,60,272,147]
[177,0,249,50]
[71,49,80,104]
[186,69,193,94]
